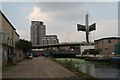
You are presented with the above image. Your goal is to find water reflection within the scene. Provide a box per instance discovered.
[75,63,120,78]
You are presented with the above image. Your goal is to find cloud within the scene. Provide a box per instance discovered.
[16,29,25,35]
[95,20,118,39]
[2,0,119,2]
[28,6,48,22]
[35,2,117,22]
[16,29,29,39]
[27,2,118,43]
[35,2,89,22]
[58,20,118,42]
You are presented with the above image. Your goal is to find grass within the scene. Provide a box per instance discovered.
[49,57,99,80]
[56,58,117,68]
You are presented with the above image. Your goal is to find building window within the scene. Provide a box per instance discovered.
[108,40,111,43]
[105,48,108,50]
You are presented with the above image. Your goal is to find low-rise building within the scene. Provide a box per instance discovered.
[80,45,94,55]
[94,37,120,55]
[0,11,22,65]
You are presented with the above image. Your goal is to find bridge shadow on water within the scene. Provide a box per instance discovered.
[49,51,76,58]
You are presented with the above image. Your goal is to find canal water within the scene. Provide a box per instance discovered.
[56,58,120,79]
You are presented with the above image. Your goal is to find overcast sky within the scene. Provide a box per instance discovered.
[1,2,118,43]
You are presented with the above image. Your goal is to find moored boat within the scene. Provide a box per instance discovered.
[84,57,110,62]
[110,57,120,62]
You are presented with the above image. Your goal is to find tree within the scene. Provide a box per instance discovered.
[15,39,32,53]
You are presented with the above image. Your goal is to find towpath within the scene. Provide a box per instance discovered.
[2,57,75,78]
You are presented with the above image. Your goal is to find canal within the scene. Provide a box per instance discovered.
[55,58,120,79]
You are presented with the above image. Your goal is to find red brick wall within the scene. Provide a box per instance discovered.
[95,39,120,55]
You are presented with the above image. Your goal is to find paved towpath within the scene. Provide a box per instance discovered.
[2,57,75,78]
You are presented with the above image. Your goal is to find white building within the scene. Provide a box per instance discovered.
[80,45,94,55]
[42,35,59,45]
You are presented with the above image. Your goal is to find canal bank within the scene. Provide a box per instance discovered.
[49,57,98,80]
[49,57,120,79]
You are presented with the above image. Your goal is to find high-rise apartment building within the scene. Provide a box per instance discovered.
[30,21,46,45]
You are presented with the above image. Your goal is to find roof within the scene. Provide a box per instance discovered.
[31,21,43,24]
[95,37,120,42]
[0,10,16,30]
[15,31,20,37]
[31,21,43,23]
[45,35,57,37]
